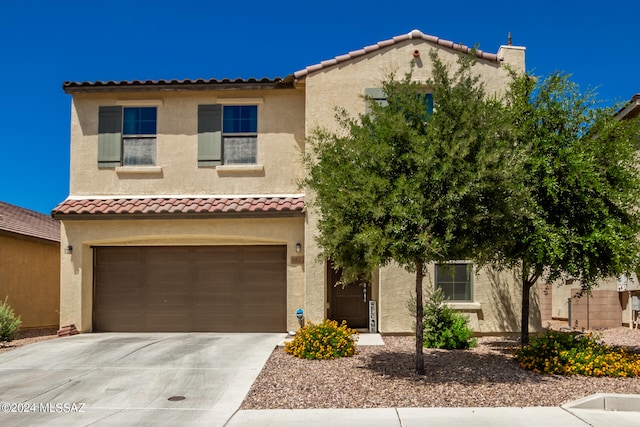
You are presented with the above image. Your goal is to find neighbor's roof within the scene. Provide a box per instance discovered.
[63,30,500,92]
[0,201,60,242]
[52,196,305,219]
[616,94,640,120]
[294,29,500,79]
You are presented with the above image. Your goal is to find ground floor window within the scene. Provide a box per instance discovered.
[435,262,473,301]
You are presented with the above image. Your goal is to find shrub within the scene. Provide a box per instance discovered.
[421,287,477,350]
[0,297,21,342]
[514,330,640,377]
[285,319,358,359]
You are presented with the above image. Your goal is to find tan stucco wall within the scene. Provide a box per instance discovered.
[0,234,60,328]
[378,263,541,335]
[303,41,525,134]
[60,217,304,332]
[549,280,574,319]
[68,88,305,197]
[301,40,527,333]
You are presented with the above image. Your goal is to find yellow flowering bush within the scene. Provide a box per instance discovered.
[285,319,358,359]
[514,330,640,377]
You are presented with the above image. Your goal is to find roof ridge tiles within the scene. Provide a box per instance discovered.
[294,29,500,79]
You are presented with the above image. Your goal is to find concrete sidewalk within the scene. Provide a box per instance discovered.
[226,405,639,427]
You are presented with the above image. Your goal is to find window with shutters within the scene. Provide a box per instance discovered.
[222,105,257,164]
[97,106,157,167]
[122,107,157,166]
[365,88,433,115]
[198,104,258,166]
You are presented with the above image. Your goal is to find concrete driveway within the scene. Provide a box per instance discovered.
[0,332,284,426]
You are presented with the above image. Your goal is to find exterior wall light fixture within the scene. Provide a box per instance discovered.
[295,243,301,253]
[64,245,73,254]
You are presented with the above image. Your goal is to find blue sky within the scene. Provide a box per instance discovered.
[1,1,638,214]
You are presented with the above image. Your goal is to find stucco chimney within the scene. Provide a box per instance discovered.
[498,43,526,73]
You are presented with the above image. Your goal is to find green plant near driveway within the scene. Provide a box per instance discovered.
[0,297,21,342]
[285,319,358,359]
[515,330,640,377]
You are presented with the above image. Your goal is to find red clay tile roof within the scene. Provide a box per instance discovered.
[294,29,500,79]
[0,201,60,242]
[63,76,295,93]
[63,30,499,92]
[52,196,305,218]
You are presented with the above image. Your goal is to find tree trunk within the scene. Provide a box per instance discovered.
[415,261,425,375]
[520,273,531,346]
[520,263,538,346]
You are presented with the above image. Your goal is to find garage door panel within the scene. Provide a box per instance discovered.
[245,276,286,290]
[95,272,140,285]
[145,315,191,332]
[97,292,143,307]
[145,247,190,260]
[146,269,188,280]
[146,294,189,306]
[94,246,286,332]
[96,247,142,263]
[203,273,237,285]
[94,306,145,332]
[193,294,237,306]
[244,297,283,308]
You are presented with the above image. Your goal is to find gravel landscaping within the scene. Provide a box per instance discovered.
[3,326,640,409]
[241,327,640,409]
[0,328,58,354]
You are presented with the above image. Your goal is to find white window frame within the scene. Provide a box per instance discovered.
[217,99,263,166]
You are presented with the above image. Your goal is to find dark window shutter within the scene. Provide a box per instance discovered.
[365,88,388,114]
[366,88,434,115]
[98,106,122,168]
[198,104,222,166]
[424,93,434,115]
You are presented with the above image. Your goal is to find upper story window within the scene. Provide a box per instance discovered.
[198,104,258,166]
[435,262,473,302]
[365,87,433,115]
[97,105,157,168]
[122,107,157,166]
[222,105,257,164]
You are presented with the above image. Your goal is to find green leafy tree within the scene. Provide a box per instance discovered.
[502,72,640,344]
[304,51,516,374]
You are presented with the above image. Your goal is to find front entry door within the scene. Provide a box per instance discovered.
[328,264,369,329]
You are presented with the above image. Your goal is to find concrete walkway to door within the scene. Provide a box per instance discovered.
[0,332,285,426]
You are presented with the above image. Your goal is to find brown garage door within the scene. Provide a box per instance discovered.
[93,246,286,332]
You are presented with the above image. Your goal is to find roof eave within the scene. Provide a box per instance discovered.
[0,229,60,245]
[52,211,305,220]
[63,75,296,94]
[616,94,640,120]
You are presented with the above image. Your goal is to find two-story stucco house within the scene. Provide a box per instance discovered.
[53,30,531,335]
